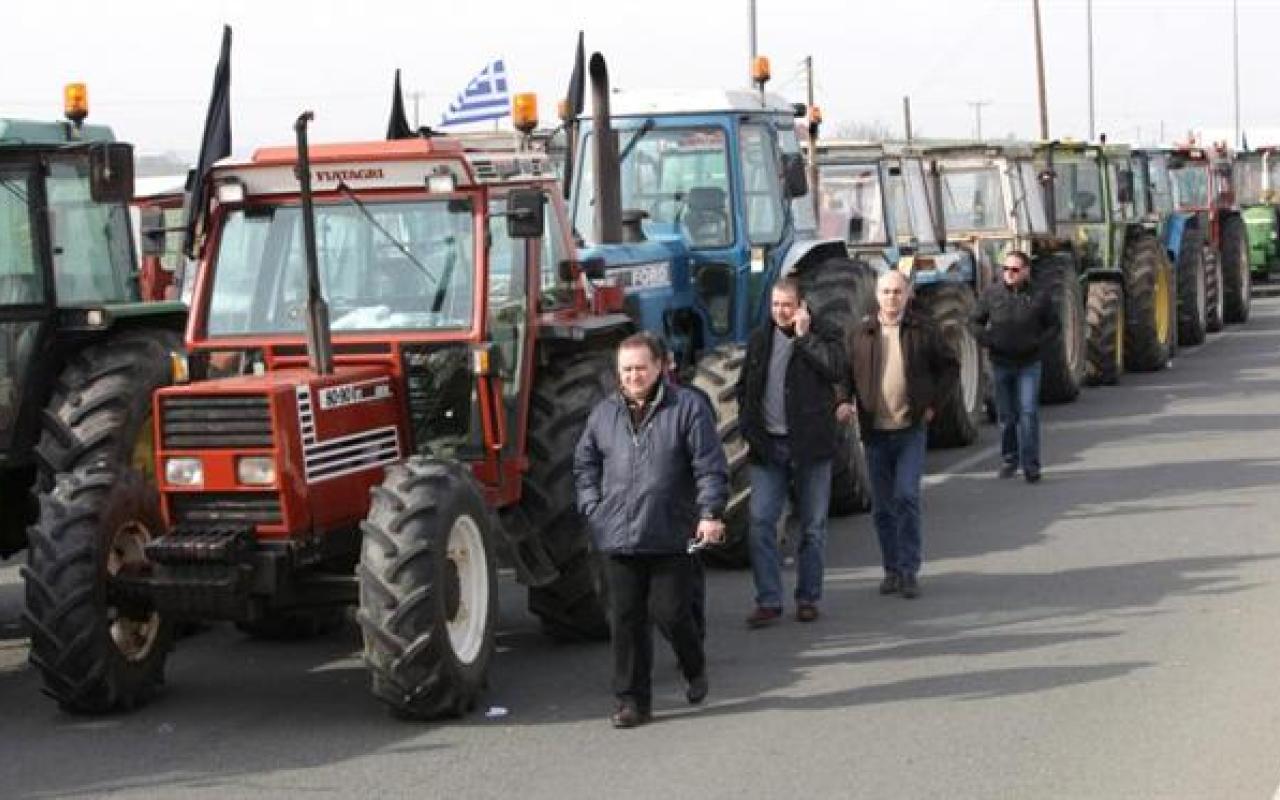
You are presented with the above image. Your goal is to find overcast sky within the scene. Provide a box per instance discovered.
[4,0,1277,159]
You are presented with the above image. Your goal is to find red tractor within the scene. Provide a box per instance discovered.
[24,112,630,718]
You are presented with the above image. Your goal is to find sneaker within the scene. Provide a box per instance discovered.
[879,573,901,595]
[900,573,920,599]
[1024,469,1041,484]
[745,606,782,628]
[998,463,1017,479]
[686,673,709,705]
[610,703,652,729]
[796,603,819,623]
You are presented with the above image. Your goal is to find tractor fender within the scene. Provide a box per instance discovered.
[781,238,849,277]
[1163,212,1195,264]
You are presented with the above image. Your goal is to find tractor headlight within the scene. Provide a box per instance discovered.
[165,457,204,487]
[236,456,276,486]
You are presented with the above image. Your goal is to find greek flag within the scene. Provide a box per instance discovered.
[439,59,511,127]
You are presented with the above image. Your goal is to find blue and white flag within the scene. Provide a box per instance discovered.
[439,59,511,127]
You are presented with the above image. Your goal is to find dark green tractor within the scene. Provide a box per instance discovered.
[1234,147,1279,283]
[0,99,185,559]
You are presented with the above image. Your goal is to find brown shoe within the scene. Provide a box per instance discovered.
[745,606,782,628]
[610,704,651,729]
[796,603,819,622]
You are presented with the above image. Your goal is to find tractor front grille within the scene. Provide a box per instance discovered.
[161,395,273,449]
[169,492,282,526]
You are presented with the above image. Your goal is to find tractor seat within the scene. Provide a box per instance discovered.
[684,186,729,247]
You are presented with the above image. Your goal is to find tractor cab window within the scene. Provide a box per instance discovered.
[1170,163,1210,209]
[1146,155,1176,215]
[816,163,886,244]
[486,196,531,450]
[1235,158,1264,205]
[45,159,134,304]
[738,123,785,245]
[938,166,1008,232]
[895,159,939,249]
[572,126,732,249]
[0,168,43,305]
[1050,157,1105,223]
[1016,161,1051,234]
[538,194,573,309]
[776,125,818,237]
[207,198,476,336]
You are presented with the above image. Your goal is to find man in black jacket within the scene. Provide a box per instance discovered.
[970,250,1060,483]
[574,332,729,728]
[738,277,847,626]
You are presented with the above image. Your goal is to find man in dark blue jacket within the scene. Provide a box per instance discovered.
[574,332,729,729]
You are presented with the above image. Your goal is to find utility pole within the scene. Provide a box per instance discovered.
[748,0,758,85]
[968,100,991,141]
[1087,0,1095,141]
[903,96,914,143]
[1233,0,1241,149]
[1033,0,1050,140]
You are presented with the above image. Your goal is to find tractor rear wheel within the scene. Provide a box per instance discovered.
[798,257,877,514]
[916,283,983,448]
[1122,234,1175,372]
[1220,214,1252,324]
[23,466,173,713]
[1176,228,1208,346]
[1033,254,1086,403]
[1085,281,1124,386]
[690,344,751,566]
[358,458,497,720]
[522,350,616,639]
[1205,246,1224,333]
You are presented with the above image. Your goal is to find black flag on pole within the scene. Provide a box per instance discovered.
[387,69,414,140]
[566,31,586,119]
[182,25,232,258]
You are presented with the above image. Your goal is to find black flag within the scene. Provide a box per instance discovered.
[566,31,586,119]
[387,69,414,140]
[560,31,586,199]
[182,25,232,258]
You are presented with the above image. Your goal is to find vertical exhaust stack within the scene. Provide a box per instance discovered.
[589,53,623,244]
[294,111,334,376]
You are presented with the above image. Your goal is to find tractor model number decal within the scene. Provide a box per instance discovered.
[318,380,392,411]
[612,261,672,293]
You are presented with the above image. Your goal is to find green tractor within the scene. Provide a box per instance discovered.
[1037,141,1176,385]
[0,88,185,559]
[1233,147,1279,283]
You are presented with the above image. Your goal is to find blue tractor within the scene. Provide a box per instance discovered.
[565,54,877,562]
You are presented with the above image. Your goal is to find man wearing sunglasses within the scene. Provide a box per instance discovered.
[970,251,1060,483]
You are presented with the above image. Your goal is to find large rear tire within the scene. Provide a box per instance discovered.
[1176,228,1208,346]
[358,458,497,720]
[519,351,616,639]
[1033,254,1086,403]
[1220,214,1252,324]
[690,345,750,567]
[1085,281,1124,386]
[1205,246,1224,333]
[1122,234,1175,372]
[22,466,173,713]
[916,284,983,448]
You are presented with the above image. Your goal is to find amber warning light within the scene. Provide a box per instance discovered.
[512,93,538,135]
[64,83,88,125]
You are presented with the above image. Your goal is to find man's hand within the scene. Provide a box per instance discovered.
[696,519,725,545]
[793,302,812,337]
[835,402,856,424]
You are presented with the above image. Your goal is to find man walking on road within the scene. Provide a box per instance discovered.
[838,270,958,599]
[574,332,728,729]
[970,250,1059,483]
[738,277,847,626]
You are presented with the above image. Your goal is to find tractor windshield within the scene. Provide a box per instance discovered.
[45,157,136,304]
[0,168,43,305]
[1050,156,1105,223]
[574,126,732,248]
[938,167,1008,232]
[817,163,887,244]
[1169,162,1211,209]
[1234,157,1265,205]
[205,197,477,336]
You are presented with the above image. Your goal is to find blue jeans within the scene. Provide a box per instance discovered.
[864,423,928,577]
[992,361,1042,473]
[748,438,832,609]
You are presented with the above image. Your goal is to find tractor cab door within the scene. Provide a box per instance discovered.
[43,153,138,305]
[485,191,537,463]
[0,158,55,463]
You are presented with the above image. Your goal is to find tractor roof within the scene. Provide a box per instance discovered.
[922,141,1037,160]
[0,118,116,146]
[601,89,800,120]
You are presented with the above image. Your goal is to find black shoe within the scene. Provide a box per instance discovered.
[900,574,920,599]
[998,463,1017,479]
[686,673,709,705]
[1024,470,1041,484]
[879,573,901,595]
[610,704,652,729]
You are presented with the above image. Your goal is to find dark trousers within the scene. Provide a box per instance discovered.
[607,553,705,711]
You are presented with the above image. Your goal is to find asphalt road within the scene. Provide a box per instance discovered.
[3,299,1280,799]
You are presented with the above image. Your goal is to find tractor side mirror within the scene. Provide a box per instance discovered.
[781,153,808,198]
[1117,170,1135,205]
[88,143,135,203]
[506,188,545,239]
[139,207,167,257]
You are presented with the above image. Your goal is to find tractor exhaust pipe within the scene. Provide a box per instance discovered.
[294,111,334,376]
[589,53,623,244]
